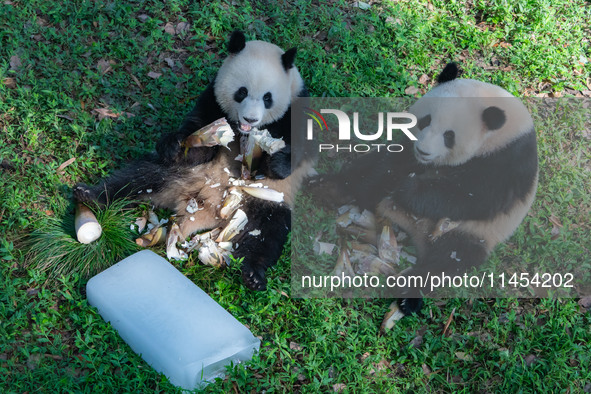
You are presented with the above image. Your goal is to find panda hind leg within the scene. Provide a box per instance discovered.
[73,157,172,206]
[232,201,291,291]
[398,231,489,316]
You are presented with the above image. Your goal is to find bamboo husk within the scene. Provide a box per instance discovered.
[182,117,234,154]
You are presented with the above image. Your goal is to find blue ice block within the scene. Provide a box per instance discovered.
[86,250,260,390]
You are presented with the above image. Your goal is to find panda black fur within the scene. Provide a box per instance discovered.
[74,31,311,290]
[325,63,538,315]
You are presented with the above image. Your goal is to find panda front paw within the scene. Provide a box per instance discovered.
[73,184,97,204]
[241,262,268,291]
[156,132,183,165]
[267,148,291,179]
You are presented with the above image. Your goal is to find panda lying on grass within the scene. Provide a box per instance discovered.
[321,63,539,317]
[74,31,311,291]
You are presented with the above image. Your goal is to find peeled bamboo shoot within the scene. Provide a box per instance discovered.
[75,203,102,244]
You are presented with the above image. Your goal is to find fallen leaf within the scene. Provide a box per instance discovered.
[409,335,423,348]
[26,288,39,296]
[578,296,591,309]
[370,358,390,374]
[548,214,563,228]
[493,42,513,48]
[57,157,76,172]
[353,1,371,10]
[405,86,420,95]
[550,226,561,240]
[163,22,176,35]
[442,307,456,336]
[418,74,429,85]
[130,74,143,89]
[333,383,347,392]
[524,354,537,366]
[147,71,162,79]
[314,31,328,41]
[313,241,336,256]
[289,341,302,351]
[455,351,473,362]
[9,55,22,70]
[57,114,74,121]
[176,21,190,34]
[548,214,563,240]
[164,57,175,68]
[2,77,16,89]
[97,59,115,75]
[26,353,41,370]
[422,363,432,376]
[385,16,402,25]
[93,108,120,121]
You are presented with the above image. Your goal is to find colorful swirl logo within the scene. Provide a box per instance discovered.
[304,107,328,132]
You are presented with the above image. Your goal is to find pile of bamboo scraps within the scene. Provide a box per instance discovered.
[134,117,286,267]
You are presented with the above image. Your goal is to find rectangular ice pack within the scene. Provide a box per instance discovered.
[86,250,260,390]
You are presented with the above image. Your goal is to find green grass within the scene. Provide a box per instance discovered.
[1,0,591,392]
[24,199,139,279]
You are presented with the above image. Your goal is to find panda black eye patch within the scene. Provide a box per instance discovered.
[418,114,431,130]
[263,92,273,109]
[444,130,455,149]
[234,87,248,103]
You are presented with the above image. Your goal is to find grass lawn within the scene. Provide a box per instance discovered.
[1,0,591,392]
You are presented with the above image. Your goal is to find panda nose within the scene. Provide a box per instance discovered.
[416,147,430,156]
[243,117,258,124]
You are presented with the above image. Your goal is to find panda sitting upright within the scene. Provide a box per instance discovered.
[74,31,311,290]
[324,63,538,315]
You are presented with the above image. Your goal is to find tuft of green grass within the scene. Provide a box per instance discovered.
[24,200,139,279]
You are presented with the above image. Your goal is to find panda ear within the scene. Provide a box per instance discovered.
[482,106,506,130]
[228,31,246,54]
[437,62,459,83]
[281,47,297,71]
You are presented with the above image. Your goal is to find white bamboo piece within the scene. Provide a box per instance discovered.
[75,203,102,244]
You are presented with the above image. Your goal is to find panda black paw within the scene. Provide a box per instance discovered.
[156,132,184,165]
[241,263,268,291]
[399,297,424,316]
[73,184,97,204]
[267,149,291,179]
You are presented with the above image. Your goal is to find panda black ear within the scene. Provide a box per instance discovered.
[437,62,459,83]
[482,106,506,130]
[228,31,246,54]
[281,47,297,71]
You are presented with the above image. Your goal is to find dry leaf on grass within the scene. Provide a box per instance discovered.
[97,59,115,75]
[2,77,16,89]
[578,296,591,309]
[57,157,76,172]
[405,86,420,95]
[9,55,22,70]
[93,108,134,121]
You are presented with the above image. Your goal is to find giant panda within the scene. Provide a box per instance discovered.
[74,31,312,290]
[321,63,538,315]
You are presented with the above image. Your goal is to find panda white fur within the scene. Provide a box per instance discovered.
[74,31,311,290]
[325,63,538,315]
